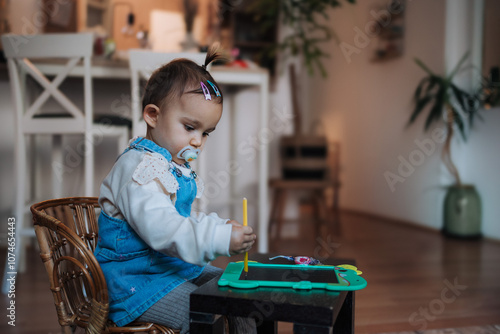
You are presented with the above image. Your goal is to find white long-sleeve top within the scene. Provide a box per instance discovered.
[98,149,232,266]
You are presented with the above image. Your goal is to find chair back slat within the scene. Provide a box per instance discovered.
[73,204,86,238]
[63,205,78,236]
[86,203,100,252]
[21,57,83,119]
[20,57,84,120]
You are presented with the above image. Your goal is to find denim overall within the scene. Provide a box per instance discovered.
[94,137,204,326]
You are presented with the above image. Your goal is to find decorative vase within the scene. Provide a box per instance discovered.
[443,184,482,238]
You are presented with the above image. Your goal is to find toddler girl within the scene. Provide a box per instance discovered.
[95,46,256,333]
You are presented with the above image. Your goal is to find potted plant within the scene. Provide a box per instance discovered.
[409,52,484,238]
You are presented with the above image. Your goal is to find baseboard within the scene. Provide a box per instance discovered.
[340,208,440,233]
[340,208,500,243]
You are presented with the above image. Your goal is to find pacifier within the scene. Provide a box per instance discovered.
[177,145,201,162]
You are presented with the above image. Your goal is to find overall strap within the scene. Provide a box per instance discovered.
[117,137,173,162]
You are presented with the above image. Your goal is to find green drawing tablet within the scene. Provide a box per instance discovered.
[218,262,367,291]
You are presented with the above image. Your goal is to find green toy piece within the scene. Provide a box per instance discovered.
[218,262,367,291]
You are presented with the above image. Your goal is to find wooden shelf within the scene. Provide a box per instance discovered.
[87,0,107,10]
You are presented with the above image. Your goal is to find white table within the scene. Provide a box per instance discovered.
[35,58,270,253]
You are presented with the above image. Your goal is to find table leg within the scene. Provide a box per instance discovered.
[257,320,277,334]
[332,291,354,334]
[293,291,354,334]
[190,311,225,334]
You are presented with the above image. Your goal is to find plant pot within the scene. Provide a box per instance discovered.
[443,184,482,238]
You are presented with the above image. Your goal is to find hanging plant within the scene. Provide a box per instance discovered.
[248,0,356,77]
[408,52,483,186]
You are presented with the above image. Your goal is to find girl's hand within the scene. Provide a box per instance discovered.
[227,220,256,255]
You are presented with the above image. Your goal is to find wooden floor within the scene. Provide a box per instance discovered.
[1,210,499,334]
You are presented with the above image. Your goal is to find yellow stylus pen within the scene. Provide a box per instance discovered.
[243,197,248,273]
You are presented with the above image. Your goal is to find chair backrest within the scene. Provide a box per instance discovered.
[31,197,178,334]
[128,50,207,138]
[1,33,93,134]
[31,197,108,333]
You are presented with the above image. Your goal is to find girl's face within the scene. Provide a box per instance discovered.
[144,93,222,165]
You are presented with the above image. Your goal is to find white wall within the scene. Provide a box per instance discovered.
[463,107,500,239]
[306,0,500,239]
[8,0,43,34]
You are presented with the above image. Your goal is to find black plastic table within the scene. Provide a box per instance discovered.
[190,254,355,334]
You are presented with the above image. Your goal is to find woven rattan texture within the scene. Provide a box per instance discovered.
[31,197,178,334]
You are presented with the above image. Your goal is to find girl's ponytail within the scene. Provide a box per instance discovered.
[202,43,227,70]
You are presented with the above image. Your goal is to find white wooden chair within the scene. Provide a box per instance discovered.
[1,33,129,293]
[128,50,207,138]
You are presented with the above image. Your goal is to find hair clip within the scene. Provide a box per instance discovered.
[200,82,211,100]
[206,80,221,97]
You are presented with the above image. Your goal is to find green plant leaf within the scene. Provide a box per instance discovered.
[424,86,446,131]
[450,107,466,141]
[450,82,483,129]
[447,51,470,80]
[409,94,433,126]
[413,77,430,102]
[414,58,435,76]
[425,76,441,95]
[467,97,482,128]
[450,83,469,113]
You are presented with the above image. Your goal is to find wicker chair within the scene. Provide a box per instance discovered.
[31,197,179,334]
